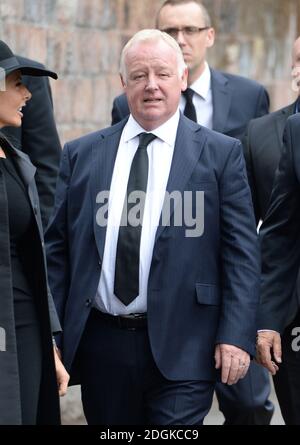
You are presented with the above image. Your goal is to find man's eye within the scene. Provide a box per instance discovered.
[185,27,197,34]
[133,74,145,80]
[166,28,177,37]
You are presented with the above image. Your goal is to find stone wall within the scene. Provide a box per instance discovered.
[203,0,300,111]
[0,0,299,144]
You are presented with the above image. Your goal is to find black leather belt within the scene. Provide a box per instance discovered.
[94,309,147,330]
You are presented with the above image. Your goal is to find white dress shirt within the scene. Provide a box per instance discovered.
[94,110,179,315]
[180,61,213,129]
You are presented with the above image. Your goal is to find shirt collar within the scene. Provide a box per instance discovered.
[189,62,211,100]
[122,109,180,147]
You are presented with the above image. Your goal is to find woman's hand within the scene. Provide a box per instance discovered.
[53,346,70,396]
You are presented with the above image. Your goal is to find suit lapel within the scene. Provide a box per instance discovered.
[4,143,36,188]
[154,115,207,243]
[274,103,295,145]
[211,68,232,133]
[91,124,125,261]
[5,143,45,239]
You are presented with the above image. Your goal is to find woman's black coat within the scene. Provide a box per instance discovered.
[0,135,61,425]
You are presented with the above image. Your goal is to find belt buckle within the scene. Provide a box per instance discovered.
[115,314,132,330]
[119,313,146,330]
[120,315,136,331]
[129,313,146,319]
[122,313,140,318]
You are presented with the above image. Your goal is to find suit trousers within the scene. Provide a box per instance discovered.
[273,310,300,425]
[76,309,215,425]
[216,361,274,424]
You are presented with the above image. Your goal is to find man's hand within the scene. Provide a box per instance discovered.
[215,344,250,385]
[53,346,70,396]
[256,331,282,375]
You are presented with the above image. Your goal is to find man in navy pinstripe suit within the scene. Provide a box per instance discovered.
[46,29,260,425]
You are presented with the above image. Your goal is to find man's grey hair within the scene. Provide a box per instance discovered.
[120,29,187,82]
[156,0,212,28]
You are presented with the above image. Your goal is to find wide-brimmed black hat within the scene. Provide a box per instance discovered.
[0,40,57,79]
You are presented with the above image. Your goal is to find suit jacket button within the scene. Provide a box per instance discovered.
[85,298,92,307]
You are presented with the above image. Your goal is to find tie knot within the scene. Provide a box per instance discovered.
[183,88,194,103]
[138,132,156,149]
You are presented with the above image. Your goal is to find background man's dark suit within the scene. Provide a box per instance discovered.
[111,68,273,425]
[2,56,61,228]
[46,115,260,423]
[112,68,269,141]
[244,102,296,223]
[258,113,300,424]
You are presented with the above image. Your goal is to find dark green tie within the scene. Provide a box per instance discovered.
[183,88,197,122]
[114,132,156,306]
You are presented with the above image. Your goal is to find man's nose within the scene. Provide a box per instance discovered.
[175,30,187,46]
[145,75,159,90]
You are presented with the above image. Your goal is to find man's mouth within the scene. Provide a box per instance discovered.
[144,98,162,103]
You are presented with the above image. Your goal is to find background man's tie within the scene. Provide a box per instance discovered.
[183,88,197,122]
[114,132,156,306]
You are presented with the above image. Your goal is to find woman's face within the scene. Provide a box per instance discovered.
[0,70,31,128]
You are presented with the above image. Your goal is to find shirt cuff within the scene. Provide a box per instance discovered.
[257,329,278,333]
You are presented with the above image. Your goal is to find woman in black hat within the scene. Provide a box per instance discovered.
[0,40,69,425]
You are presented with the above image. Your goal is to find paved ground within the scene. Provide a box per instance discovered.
[61,378,284,425]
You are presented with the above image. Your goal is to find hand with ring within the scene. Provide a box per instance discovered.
[214,344,250,385]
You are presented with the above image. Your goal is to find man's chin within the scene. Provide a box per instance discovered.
[136,112,169,131]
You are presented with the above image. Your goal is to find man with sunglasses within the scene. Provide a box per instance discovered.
[111,0,273,426]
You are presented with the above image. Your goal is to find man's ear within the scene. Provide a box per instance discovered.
[181,67,188,91]
[120,73,126,89]
[206,28,215,49]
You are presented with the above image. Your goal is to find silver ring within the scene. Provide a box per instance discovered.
[239,363,246,368]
